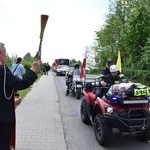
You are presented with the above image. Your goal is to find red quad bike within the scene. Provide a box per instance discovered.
[80,79,150,146]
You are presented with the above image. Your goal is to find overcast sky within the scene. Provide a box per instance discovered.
[0,0,109,64]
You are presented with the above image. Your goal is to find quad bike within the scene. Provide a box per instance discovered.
[80,79,150,146]
[66,68,84,99]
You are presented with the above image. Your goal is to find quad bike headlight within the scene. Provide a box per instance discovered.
[106,107,113,114]
[105,106,120,116]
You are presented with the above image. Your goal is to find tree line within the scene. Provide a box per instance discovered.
[88,0,150,86]
[6,52,40,74]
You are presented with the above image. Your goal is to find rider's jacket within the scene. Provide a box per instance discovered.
[100,72,125,85]
[100,67,110,76]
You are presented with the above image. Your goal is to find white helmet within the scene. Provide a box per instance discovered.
[110,65,118,72]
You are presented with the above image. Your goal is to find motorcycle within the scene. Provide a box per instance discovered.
[66,68,84,99]
[80,78,150,146]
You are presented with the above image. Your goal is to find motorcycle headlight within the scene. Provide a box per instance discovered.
[77,78,80,81]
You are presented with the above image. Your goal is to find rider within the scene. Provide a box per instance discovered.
[97,65,126,98]
[96,59,114,97]
[100,58,114,77]
[88,65,126,120]
[65,63,80,95]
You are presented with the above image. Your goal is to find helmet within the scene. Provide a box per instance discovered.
[74,63,79,69]
[106,59,113,66]
[110,65,118,72]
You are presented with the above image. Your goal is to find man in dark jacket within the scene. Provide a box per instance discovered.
[65,63,80,95]
[96,59,114,97]
[45,62,50,75]
[0,42,40,150]
[100,65,125,85]
[100,58,114,76]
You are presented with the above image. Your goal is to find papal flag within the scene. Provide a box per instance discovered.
[116,50,122,72]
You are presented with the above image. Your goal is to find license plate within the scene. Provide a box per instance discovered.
[134,89,149,96]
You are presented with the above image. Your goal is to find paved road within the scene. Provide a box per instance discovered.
[15,72,66,150]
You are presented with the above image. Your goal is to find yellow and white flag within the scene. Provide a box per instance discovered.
[116,50,122,72]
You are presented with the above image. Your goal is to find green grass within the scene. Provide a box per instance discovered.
[18,73,42,99]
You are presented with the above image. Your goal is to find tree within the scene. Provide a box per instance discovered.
[5,54,14,68]
[120,0,150,69]
[69,59,81,67]
[140,38,150,70]
[94,0,150,71]
[22,53,35,73]
[23,53,35,63]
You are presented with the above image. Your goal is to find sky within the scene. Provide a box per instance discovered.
[0,0,109,65]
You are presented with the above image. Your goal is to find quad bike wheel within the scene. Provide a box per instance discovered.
[80,99,91,124]
[137,126,150,142]
[76,88,82,99]
[94,114,112,146]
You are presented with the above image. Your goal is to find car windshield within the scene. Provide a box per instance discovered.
[62,66,68,69]
[57,65,68,69]
[57,66,62,69]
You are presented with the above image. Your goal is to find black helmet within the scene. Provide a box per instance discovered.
[106,58,113,66]
[74,63,79,68]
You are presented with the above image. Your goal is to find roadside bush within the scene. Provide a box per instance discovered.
[22,62,32,73]
[123,69,150,86]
